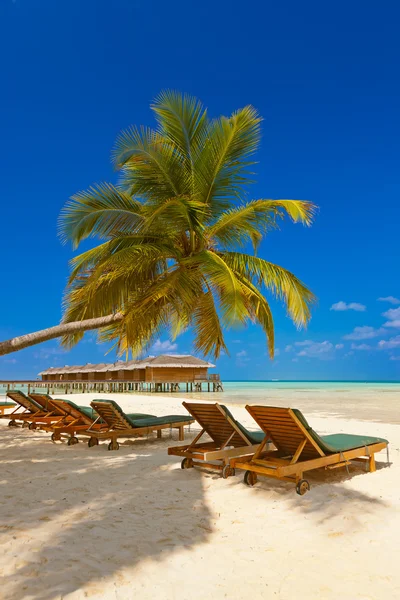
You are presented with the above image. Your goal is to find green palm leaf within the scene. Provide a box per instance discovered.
[59,183,143,248]
[223,251,315,327]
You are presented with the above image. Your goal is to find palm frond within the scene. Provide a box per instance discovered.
[192,286,228,358]
[234,272,275,357]
[207,199,316,250]
[222,251,315,328]
[193,251,248,326]
[151,91,209,183]
[140,196,209,237]
[112,125,189,199]
[194,105,261,215]
[59,183,143,248]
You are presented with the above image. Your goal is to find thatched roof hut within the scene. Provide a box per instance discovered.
[40,354,215,382]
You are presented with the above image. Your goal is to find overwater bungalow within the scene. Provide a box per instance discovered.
[39,354,219,386]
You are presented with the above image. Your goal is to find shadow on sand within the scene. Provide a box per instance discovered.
[231,457,391,526]
[0,425,212,600]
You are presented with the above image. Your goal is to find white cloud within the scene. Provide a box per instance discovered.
[384,320,400,328]
[343,326,384,340]
[274,348,280,356]
[378,296,400,305]
[232,339,242,343]
[295,340,315,347]
[382,307,400,328]
[350,343,372,351]
[378,336,400,350]
[4,358,17,364]
[292,358,299,363]
[383,307,400,319]
[296,340,334,358]
[151,339,178,353]
[236,349,250,366]
[390,355,400,361]
[284,339,343,360]
[330,301,366,312]
[33,346,67,360]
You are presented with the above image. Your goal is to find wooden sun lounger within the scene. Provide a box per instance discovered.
[230,405,389,495]
[81,399,195,450]
[40,399,109,445]
[1,391,65,429]
[168,402,270,478]
[0,401,16,415]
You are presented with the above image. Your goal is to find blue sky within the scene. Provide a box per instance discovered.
[1,0,399,380]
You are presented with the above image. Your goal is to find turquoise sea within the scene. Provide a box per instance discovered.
[179,380,400,423]
[2,380,399,423]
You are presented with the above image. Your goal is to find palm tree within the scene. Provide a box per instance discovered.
[58,91,316,359]
[0,92,315,358]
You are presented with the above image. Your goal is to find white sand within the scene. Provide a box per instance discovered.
[0,392,399,600]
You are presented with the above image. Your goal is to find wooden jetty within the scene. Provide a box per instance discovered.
[0,376,223,395]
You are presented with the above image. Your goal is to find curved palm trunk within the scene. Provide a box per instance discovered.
[0,313,123,357]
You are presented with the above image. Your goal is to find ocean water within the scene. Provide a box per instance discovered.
[2,380,399,423]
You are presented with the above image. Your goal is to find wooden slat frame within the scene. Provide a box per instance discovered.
[82,419,194,446]
[168,402,271,475]
[51,400,95,426]
[0,392,69,428]
[6,391,41,413]
[90,401,132,430]
[231,405,389,491]
[29,393,67,417]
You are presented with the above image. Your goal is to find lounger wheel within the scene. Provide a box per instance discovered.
[51,433,61,443]
[22,421,30,428]
[296,479,310,496]
[108,440,120,451]
[180,458,193,469]
[67,436,79,446]
[222,465,235,479]
[28,422,37,430]
[8,420,18,427]
[88,437,99,448]
[244,470,258,486]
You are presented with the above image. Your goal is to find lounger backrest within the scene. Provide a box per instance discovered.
[182,402,251,447]
[90,400,133,430]
[51,400,96,426]
[29,393,66,416]
[246,406,325,459]
[6,390,42,413]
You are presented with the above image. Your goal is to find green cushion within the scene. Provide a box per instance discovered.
[220,405,265,445]
[319,433,388,453]
[130,415,193,427]
[92,400,191,428]
[245,430,266,444]
[63,399,99,421]
[126,413,156,421]
[93,399,156,427]
[0,402,16,407]
[78,405,99,420]
[291,408,388,453]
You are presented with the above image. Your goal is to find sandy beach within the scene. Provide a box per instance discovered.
[0,391,399,600]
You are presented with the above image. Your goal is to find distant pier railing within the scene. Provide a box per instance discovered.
[0,377,224,395]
